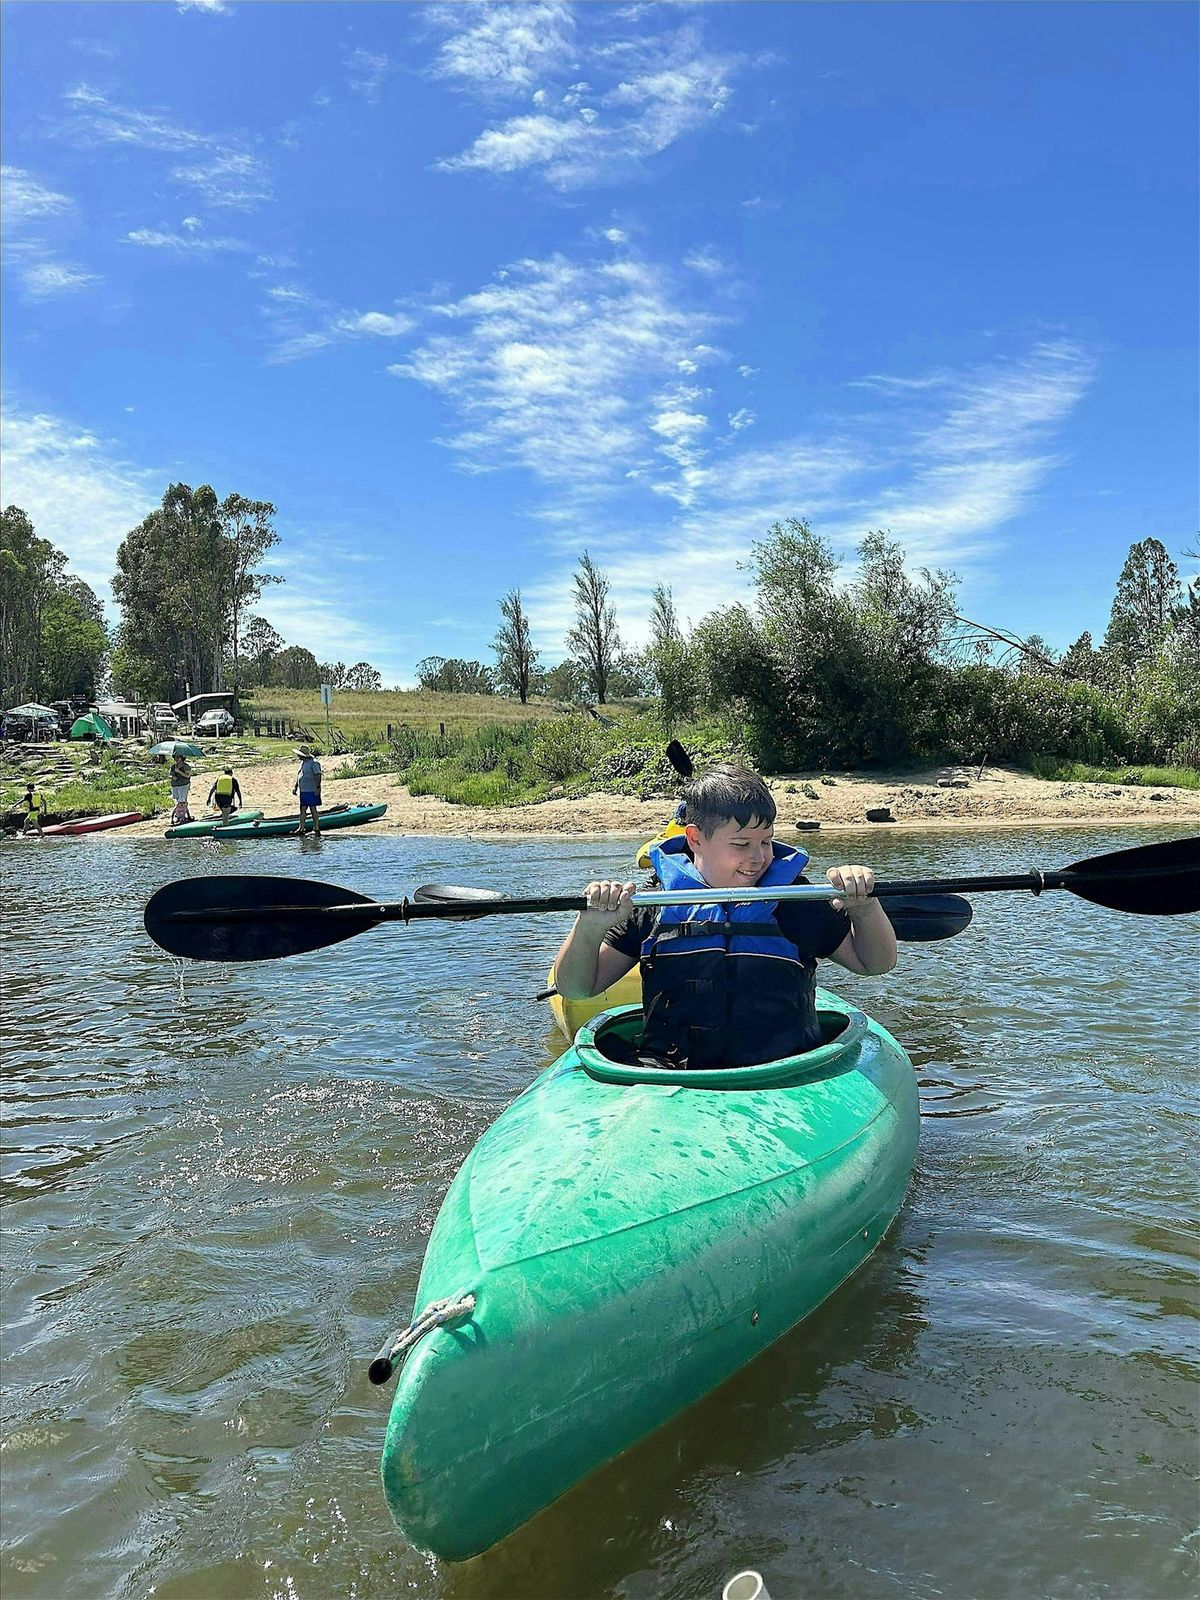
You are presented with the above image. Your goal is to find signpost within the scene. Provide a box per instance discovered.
[320,683,332,747]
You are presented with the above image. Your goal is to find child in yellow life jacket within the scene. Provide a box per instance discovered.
[21,783,47,836]
[555,765,897,1070]
[207,767,242,821]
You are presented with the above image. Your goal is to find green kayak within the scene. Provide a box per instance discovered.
[215,802,387,838]
[379,993,919,1561]
[164,809,264,839]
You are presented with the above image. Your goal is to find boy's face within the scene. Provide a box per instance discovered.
[685,816,775,888]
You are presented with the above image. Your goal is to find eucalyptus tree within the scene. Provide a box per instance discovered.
[566,550,621,704]
[492,588,538,703]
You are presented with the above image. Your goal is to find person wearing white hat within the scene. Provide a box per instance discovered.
[292,745,323,835]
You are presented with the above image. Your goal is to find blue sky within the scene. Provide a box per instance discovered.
[2,1,1196,686]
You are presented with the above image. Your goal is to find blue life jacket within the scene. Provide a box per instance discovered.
[640,836,822,1068]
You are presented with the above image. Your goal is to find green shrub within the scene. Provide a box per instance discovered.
[530,718,605,781]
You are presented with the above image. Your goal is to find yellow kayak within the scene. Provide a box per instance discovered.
[548,965,642,1040]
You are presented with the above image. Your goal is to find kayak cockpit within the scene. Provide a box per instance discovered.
[574,1001,868,1089]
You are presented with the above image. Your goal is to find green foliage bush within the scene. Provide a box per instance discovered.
[530,718,605,782]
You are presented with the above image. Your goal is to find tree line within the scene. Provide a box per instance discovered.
[0,485,383,707]
[3,483,1195,770]
[424,530,1198,770]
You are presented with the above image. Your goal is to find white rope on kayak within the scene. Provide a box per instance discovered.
[368,1293,475,1386]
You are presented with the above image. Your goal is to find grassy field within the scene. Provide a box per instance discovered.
[244,687,645,736]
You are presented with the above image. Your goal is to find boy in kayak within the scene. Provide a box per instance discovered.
[554,765,896,1069]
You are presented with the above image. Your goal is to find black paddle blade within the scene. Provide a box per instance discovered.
[665,740,694,778]
[878,894,973,942]
[144,874,380,961]
[1064,836,1200,916]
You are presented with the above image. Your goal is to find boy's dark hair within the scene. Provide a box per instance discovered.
[681,765,776,837]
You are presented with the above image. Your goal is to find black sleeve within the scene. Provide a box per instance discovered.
[778,893,851,960]
[602,905,654,960]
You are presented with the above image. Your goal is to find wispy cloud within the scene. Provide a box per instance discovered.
[2,167,100,299]
[426,2,577,97]
[428,11,751,189]
[343,46,391,103]
[19,261,102,297]
[170,150,271,210]
[125,227,250,255]
[260,283,414,363]
[61,85,272,212]
[2,166,72,224]
[176,0,232,12]
[389,262,1093,648]
[389,250,725,503]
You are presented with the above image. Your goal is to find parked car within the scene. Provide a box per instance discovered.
[195,708,235,736]
[148,703,178,732]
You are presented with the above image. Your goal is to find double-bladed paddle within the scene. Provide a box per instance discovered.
[143,836,1199,963]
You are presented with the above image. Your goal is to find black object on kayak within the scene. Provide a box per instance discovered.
[143,836,1199,962]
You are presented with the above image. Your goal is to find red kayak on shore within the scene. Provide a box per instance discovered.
[39,811,144,836]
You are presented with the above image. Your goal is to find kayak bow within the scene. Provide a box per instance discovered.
[378,994,918,1560]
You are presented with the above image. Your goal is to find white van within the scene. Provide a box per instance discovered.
[149,703,178,731]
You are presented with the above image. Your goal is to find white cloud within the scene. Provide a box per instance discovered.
[69,37,121,59]
[177,0,232,11]
[342,311,414,337]
[427,3,577,96]
[2,167,72,224]
[19,261,102,296]
[683,246,724,276]
[62,85,271,213]
[429,13,749,188]
[260,282,415,363]
[3,168,100,298]
[727,408,756,432]
[389,251,724,505]
[63,83,209,151]
[170,150,272,210]
[343,46,391,103]
[737,364,757,378]
[0,406,160,605]
[125,227,249,254]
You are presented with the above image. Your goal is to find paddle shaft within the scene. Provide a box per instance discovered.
[164,865,1169,927]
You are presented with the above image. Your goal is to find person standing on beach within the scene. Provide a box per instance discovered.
[169,753,193,824]
[292,745,323,836]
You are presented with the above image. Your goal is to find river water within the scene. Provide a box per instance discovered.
[2,826,1197,1600]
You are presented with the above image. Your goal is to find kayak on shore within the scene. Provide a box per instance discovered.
[164,809,265,839]
[378,992,918,1562]
[35,811,144,836]
[215,802,387,838]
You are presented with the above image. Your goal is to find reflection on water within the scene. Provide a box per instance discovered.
[1,826,1198,1600]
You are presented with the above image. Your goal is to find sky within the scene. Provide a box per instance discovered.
[2,0,1196,687]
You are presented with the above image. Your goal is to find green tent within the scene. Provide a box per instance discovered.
[70,712,114,741]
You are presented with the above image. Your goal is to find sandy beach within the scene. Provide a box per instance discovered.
[120,755,1200,839]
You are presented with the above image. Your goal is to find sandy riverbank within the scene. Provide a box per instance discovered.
[119,756,1200,839]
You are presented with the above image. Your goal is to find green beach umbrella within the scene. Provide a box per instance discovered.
[149,739,204,757]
